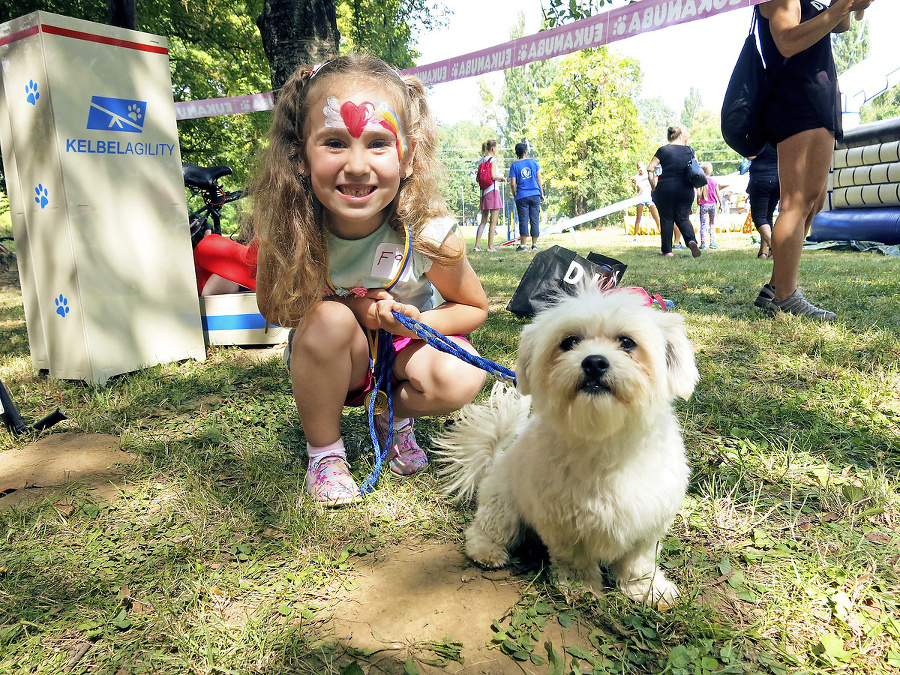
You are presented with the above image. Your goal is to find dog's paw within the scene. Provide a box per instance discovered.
[465,532,509,569]
[552,563,605,605]
[618,570,680,606]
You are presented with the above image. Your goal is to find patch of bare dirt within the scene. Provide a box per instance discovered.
[320,541,597,674]
[0,432,137,509]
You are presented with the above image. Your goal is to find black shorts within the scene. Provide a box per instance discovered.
[762,78,839,146]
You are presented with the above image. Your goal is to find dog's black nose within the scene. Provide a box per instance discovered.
[581,354,610,382]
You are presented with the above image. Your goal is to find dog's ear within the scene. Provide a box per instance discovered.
[516,323,537,396]
[654,311,699,400]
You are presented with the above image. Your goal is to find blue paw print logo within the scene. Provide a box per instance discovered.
[55,294,69,318]
[25,80,40,105]
[34,184,49,209]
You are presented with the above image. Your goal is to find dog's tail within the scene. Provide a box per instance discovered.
[432,382,530,503]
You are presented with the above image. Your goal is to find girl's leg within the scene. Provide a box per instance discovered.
[488,208,500,250]
[290,301,370,446]
[708,207,717,246]
[475,210,488,250]
[290,301,371,505]
[391,339,486,418]
[634,204,643,236]
[649,203,661,230]
[770,128,834,303]
[698,207,708,246]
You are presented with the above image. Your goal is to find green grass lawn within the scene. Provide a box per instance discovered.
[0,225,898,674]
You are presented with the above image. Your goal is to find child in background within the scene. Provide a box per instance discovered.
[696,162,722,249]
[247,55,489,507]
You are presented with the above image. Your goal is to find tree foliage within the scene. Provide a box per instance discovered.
[336,0,448,69]
[832,16,869,74]
[530,47,648,217]
[497,13,558,149]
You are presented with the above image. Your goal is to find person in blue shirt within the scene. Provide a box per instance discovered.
[509,143,545,251]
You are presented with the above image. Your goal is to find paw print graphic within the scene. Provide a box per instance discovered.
[34,184,49,209]
[614,16,628,36]
[127,103,143,122]
[518,45,528,61]
[25,80,40,105]
[55,294,69,318]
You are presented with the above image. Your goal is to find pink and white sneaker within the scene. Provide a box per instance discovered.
[305,455,360,507]
[374,414,429,476]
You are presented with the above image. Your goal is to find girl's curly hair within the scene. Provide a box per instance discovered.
[245,54,456,328]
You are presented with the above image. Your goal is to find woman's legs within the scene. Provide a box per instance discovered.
[528,196,541,247]
[770,128,834,302]
[654,195,675,255]
[674,191,701,257]
[757,223,773,257]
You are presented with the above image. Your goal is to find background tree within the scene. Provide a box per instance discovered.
[832,16,869,74]
[336,0,447,69]
[680,87,702,131]
[257,0,339,92]
[636,96,676,149]
[497,13,557,148]
[530,47,648,218]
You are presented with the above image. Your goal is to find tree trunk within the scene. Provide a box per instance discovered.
[257,0,340,94]
[107,0,136,29]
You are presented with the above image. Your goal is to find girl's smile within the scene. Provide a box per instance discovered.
[303,86,412,238]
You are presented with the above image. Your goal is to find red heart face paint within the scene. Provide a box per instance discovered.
[324,96,406,166]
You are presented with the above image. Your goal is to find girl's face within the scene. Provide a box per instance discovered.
[303,83,411,237]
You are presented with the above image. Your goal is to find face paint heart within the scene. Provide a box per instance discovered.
[339,100,376,139]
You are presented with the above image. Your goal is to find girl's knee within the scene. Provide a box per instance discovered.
[293,302,359,354]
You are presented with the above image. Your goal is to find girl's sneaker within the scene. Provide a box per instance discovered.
[709,242,719,249]
[374,414,429,476]
[306,456,361,507]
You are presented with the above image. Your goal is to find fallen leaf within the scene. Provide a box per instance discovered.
[54,503,76,516]
[864,531,890,544]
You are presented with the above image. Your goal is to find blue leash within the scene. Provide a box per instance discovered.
[358,311,516,495]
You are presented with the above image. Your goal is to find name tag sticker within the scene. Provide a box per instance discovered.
[371,244,404,280]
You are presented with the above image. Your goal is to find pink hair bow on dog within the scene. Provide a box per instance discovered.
[607,286,672,311]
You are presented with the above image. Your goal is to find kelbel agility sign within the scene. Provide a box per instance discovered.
[68,94,176,156]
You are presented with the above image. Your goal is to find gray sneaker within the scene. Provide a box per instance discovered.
[754,283,776,310]
[770,290,836,321]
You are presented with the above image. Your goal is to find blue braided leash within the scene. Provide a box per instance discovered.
[358,311,516,495]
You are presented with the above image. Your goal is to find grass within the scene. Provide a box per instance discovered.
[1,223,899,674]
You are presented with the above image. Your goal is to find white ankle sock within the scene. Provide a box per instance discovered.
[376,413,412,432]
[307,439,346,472]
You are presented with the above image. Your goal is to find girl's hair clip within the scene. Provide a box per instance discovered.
[310,60,334,78]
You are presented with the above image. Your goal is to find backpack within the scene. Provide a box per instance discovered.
[476,158,494,190]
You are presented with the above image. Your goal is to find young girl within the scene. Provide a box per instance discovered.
[696,162,722,249]
[474,139,505,252]
[248,55,489,507]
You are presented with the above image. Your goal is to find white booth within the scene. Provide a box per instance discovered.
[0,11,206,384]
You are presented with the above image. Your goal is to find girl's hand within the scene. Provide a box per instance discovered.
[372,298,421,337]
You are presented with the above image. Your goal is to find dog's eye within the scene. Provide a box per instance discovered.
[560,335,581,351]
[618,335,637,352]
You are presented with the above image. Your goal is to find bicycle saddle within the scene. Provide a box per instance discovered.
[183,163,233,190]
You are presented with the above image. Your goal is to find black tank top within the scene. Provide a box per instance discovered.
[758,0,842,138]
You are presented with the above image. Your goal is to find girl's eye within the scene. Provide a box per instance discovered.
[618,336,637,352]
[369,138,391,149]
[560,335,581,351]
[324,139,345,149]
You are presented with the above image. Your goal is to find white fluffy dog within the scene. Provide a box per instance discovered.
[435,288,699,604]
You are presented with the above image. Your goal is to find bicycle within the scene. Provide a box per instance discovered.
[183,163,244,247]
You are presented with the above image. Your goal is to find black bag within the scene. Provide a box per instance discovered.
[721,8,768,158]
[686,155,707,188]
[506,246,627,317]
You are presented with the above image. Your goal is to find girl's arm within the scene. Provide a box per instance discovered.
[760,0,873,57]
[647,157,660,188]
[491,158,505,182]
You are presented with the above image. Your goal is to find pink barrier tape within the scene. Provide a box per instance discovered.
[174,0,766,120]
[175,92,274,120]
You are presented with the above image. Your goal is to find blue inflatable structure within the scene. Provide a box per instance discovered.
[809,117,900,245]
